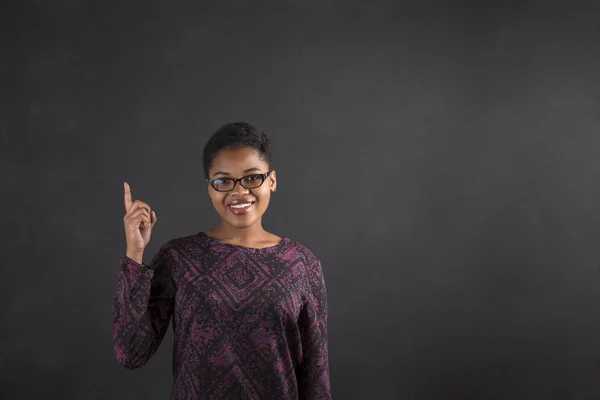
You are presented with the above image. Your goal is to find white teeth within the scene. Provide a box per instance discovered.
[229,203,252,209]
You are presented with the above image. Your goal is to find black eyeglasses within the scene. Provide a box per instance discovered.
[207,171,273,192]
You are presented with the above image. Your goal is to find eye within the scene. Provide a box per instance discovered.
[245,174,261,181]
[212,178,234,188]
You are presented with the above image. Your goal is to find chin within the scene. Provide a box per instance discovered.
[223,213,258,228]
[228,219,258,229]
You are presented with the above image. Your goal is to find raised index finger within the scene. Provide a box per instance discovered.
[124,182,133,211]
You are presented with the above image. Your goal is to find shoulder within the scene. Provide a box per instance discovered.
[284,238,328,294]
[155,232,207,255]
[283,237,318,257]
[283,237,323,269]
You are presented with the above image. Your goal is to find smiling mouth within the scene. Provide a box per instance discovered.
[228,202,255,214]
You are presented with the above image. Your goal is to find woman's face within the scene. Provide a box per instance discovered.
[207,147,277,230]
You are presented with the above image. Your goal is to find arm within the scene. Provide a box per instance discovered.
[297,258,331,399]
[112,244,175,369]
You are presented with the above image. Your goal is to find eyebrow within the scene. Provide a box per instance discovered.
[212,168,263,177]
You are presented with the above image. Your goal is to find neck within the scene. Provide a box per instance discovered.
[211,220,266,243]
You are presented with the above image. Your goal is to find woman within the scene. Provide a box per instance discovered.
[113,122,331,399]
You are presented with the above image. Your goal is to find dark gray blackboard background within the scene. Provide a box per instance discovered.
[2,1,600,398]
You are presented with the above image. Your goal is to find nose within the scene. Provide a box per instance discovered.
[230,181,249,196]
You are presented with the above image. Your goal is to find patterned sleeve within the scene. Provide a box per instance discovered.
[112,244,176,369]
[297,257,332,399]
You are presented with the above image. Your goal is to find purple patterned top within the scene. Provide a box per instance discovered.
[113,232,331,399]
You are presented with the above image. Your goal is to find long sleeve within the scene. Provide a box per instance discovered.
[297,258,331,399]
[112,244,176,369]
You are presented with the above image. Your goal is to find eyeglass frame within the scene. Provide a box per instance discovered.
[207,170,274,192]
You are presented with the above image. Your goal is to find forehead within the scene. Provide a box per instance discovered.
[209,147,268,174]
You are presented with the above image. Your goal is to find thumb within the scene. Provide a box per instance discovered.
[150,210,158,228]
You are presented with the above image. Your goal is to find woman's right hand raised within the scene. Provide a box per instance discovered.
[123,182,157,263]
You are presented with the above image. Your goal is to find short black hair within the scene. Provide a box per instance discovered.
[202,122,273,179]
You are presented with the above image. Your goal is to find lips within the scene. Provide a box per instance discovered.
[227,201,255,215]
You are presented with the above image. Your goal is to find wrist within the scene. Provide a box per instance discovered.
[126,250,144,264]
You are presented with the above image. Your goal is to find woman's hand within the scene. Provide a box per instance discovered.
[123,182,157,263]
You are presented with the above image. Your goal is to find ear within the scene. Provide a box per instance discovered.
[269,170,277,192]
